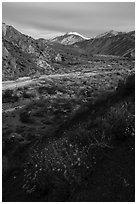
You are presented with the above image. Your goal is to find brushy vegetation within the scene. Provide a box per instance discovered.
[21,74,134,198]
[2,89,19,103]
[22,138,93,194]
[19,110,33,124]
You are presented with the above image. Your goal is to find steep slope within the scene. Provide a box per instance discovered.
[2,23,57,81]
[51,32,90,45]
[74,31,135,57]
[95,30,125,38]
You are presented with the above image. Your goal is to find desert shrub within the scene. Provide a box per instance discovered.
[3,89,13,101]
[2,89,19,103]
[20,110,32,123]
[116,74,135,96]
[22,90,36,99]
[87,100,135,144]
[66,127,96,148]
[38,86,56,95]
[105,102,134,142]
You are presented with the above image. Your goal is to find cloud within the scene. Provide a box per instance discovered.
[2,2,135,39]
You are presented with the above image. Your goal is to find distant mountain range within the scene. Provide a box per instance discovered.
[2,22,135,80]
[74,30,135,57]
[95,30,126,38]
[49,29,135,57]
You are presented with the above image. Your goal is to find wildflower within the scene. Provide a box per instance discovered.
[22,184,27,189]
[69,144,73,147]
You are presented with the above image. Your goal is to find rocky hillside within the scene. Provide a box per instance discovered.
[2,23,58,81]
[74,30,135,57]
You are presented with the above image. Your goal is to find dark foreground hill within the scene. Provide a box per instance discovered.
[2,74,135,202]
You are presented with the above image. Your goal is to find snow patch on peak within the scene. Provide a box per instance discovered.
[67,32,90,40]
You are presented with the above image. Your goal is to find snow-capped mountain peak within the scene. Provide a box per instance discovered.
[51,31,90,45]
[67,32,90,40]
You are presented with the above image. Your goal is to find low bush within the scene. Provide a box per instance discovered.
[2,89,19,103]
[22,136,94,195]
[20,110,33,123]
[22,90,36,99]
[116,74,135,96]
[93,101,135,144]
[38,86,56,95]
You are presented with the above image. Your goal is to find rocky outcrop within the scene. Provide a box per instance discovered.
[55,53,63,62]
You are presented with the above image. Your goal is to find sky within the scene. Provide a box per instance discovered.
[2,2,135,39]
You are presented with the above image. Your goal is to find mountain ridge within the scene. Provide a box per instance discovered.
[95,30,126,39]
[73,30,135,57]
[50,29,135,45]
[2,22,135,81]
